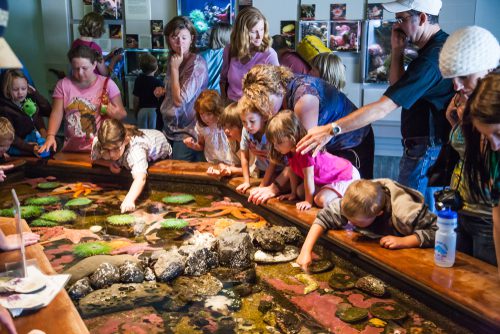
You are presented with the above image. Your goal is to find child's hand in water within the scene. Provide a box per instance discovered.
[109,162,121,174]
[183,137,196,149]
[236,182,251,194]
[278,193,297,201]
[296,200,312,211]
[296,248,312,272]
[120,197,136,213]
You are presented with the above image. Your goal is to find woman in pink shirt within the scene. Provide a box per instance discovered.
[267,110,360,210]
[40,45,126,153]
[220,6,279,102]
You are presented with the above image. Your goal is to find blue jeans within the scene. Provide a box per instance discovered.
[170,140,205,162]
[457,212,497,265]
[398,140,441,211]
[137,108,157,129]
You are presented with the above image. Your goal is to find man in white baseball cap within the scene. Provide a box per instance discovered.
[297,0,454,210]
[0,0,22,68]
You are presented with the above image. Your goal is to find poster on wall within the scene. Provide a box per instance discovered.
[124,0,151,20]
[177,0,235,48]
[109,24,122,39]
[300,4,316,21]
[152,35,165,49]
[330,4,346,21]
[330,21,360,52]
[299,21,328,47]
[367,3,383,20]
[280,21,296,49]
[93,0,123,19]
[126,34,139,48]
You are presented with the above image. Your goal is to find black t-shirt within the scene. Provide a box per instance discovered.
[132,74,164,109]
[384,30,454,142]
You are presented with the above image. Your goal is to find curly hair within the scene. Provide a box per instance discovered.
[0,117,14,144]
[194,90,224,127]
[266,110,307,164]
[463,71,500,202]
[78,12,105,38]
[97,119,144,151]
[229,6,271,60]
[164,16,197,53]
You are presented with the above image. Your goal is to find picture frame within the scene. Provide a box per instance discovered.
[330,20,360,52]
[176,0,236,48]
[299,21,329,48]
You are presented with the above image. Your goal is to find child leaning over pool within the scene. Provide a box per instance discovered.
[91,119,172,213]
[296,179,437,271]
[206,102,257,177]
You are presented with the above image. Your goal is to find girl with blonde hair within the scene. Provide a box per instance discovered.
[220,6,279,102]
[310,52,346,91]
[91,119,172,213]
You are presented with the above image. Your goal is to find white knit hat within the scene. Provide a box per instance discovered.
[439,26,500,78]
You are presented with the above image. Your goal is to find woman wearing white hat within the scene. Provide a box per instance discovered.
[439,26,500,266]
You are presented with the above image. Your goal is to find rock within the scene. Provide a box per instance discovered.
[179,244,218,276]
[204,295,233,313]
[144,267,156,281]
[335,305,369,323]
[253,245,299,263]
[328,273,357,291]
[258,300,273,314]
[184,231,218,250]
[153,248,185,282]
[89,225,102,233]
[270,226,304,244]
[64,255,141,285]
[355,275,386,297]
[172,274,223,302]
[67,277,93,300]
[232,283,253,297]
[217,317,237,333]
[89,263,120,289]
[274,308,302,334]
[253,228,285,252]
[211,266,257,286]
[78,282,173,318]
[217,227,254,269]
[308,259,334,273]
[119,261,144,283]
[369,302,407,320]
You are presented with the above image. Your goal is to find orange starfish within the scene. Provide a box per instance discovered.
[197,206,261,220]
[52,182,102,198]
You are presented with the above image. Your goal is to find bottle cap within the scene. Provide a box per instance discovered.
[437,208,457,219]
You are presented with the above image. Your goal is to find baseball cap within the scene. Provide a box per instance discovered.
[382,0,442,16]
[0,0,22,68]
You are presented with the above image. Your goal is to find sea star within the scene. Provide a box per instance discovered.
[197,206,261,220]
[52,182,102,198]
[110,243,162,256]
[87,190,126,204]
[34,227,101,244]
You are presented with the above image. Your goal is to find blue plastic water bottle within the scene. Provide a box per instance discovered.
[434,209,458,267]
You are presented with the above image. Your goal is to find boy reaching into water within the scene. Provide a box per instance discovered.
[297,179,437,272]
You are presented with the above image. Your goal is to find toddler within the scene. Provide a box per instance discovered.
[132,53,163,129]
[0,117,14,181]
[91,119,172,213]
[267,110,360,210]
[237,97,278,194]
[0,70,51,157]
[183,90,232,165]
[297,178,437,271]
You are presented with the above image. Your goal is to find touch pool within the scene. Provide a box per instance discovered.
[0,171,472,334]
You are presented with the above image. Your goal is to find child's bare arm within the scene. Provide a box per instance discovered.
[260,161,277,187]
[121,172,147,213]
[297,166,315,210]
[278,170,297,201]
[236,149,251,193]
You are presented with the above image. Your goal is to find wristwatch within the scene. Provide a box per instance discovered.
[330,122,342,136]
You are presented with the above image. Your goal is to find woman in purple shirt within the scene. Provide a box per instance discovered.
[220,6,279,102]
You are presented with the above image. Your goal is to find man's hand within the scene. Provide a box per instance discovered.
[391,25,408,52]
[296,124,332,157]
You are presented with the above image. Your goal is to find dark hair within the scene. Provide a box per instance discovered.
[408,9,439,25]
[139,53,158,74]
[463,72,500,202]
[67,44,102,64]
[164,16,197,53]
[78,12,105,38]
[272,35,289,51]
[208,22,232,49]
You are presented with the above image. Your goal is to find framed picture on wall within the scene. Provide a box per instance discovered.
[177,0,236,48]
[93,0,123,19]
[330,21,360,52]
[280,21,296,49]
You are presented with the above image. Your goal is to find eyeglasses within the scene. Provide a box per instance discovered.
[395,15,415,24]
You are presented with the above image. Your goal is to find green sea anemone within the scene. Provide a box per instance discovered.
[189,9,205,23]
[106,214,135,226]
[36,182,61,190]
[0,206,44,219]
[25,196,60,206]
[64,198,92,208]
[73,242,112,257]
[161,194,195,205]
[30,219,59,227]
[160,218,189,229]
[40,210,77,223]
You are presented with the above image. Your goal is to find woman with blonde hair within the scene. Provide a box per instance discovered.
[220,6,279,102]
[310,52,346,91]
